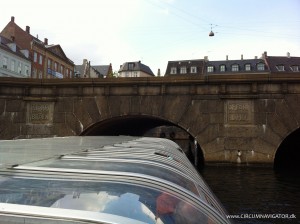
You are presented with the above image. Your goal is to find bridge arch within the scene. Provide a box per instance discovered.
[274,127,300,172]
[80,115,205,170]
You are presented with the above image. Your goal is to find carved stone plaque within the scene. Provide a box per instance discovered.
[225,100,253,125]
[27,102,54,124]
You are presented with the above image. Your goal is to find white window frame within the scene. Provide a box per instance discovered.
[180,66,187,74]
[220,65,226,72]
[207,66,214,73]
[39,55,43,65]
[276,65,285,71]
[3,56,8,69]
[25,65,29,76]
[11,60,15,72]
[257,63,265,71]
[231,64,239,72]
[190,66,197,73]
[18,62,22,74]
[291,65,299,72]
[170,67,177,74]
[245,64,251,71]
[34,52,37,63]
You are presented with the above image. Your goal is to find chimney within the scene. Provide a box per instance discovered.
[241,54,243,60]
[287,52,290,58]
[226,55,228,60]
[44,38,48,45]
[255,56,258,59]
[11,16,15,23]
[157,68,161,77]
[204,56,208,61]
[26,26,30,34]
[262,51,267,59]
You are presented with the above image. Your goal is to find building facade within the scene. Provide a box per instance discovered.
[75,59,113,78]
[263,52,300,73]
[118,61,154,77]
[165,59,205,76]
[1,17,74,79]
[204,55,269,75]
[0,35,31,78]
[165,53,300,77]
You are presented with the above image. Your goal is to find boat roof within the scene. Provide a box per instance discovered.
[0,136,230,224]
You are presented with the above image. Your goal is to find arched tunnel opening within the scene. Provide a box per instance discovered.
[81,115,204,170]
[274,128,300,173]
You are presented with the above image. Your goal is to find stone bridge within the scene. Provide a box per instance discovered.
[1,74,300,168]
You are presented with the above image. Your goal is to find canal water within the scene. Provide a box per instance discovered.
[201,166,300,224]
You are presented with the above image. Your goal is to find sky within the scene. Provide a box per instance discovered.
[1,0,299,75]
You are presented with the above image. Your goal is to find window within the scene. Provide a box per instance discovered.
[60,65,64,73]
[47,59,52,68]
[18,62,22,74]
[231,64,239,72]
[207,66,214,73]
[25,65,29,76]
[291,65,299,72]
[39,55,43,65]
[128,63,135,70]
[257,63,265,71]
[54,62,58,71]
[190,66,197,73]
[220,65,226,72]
[276,65,285,71]
[32,69,37,78]
[11,60,15,71]
[180,66,187,74]
[66,68,69,77]
[33,52,37,63]
[170,67,177,74]
[3,57,8,69]
[245,64,251,71]
[38,70,43,79]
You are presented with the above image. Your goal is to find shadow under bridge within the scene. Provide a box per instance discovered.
[80,115,204,170]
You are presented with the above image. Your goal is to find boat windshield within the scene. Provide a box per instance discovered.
[0,175,212,224]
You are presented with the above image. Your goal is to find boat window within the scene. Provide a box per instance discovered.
[28,159,198,196]
[0,175,212,224]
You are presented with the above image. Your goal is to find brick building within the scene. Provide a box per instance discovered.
[1,16,75,78]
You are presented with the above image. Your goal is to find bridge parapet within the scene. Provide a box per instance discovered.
[1,74,300,165]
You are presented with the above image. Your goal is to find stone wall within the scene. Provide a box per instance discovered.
[0,74,300,165]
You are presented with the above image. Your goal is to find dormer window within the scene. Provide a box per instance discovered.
[291,65,299,72]
[180,66,187,74]
[257,63,265,71]
[231,64,239,72]
[245,64,251,71]
[190,66,197,73]
[128,63,135,70]
[276,65,285,71]
[207,66,214,73]
[170,67,177,74]
[220,65,226,72]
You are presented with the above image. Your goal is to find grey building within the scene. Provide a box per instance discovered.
[165,59,205,76]
[118,61,154,77]
[205,55,268,75]
[75,59,112,78]
[0,35,31,78]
